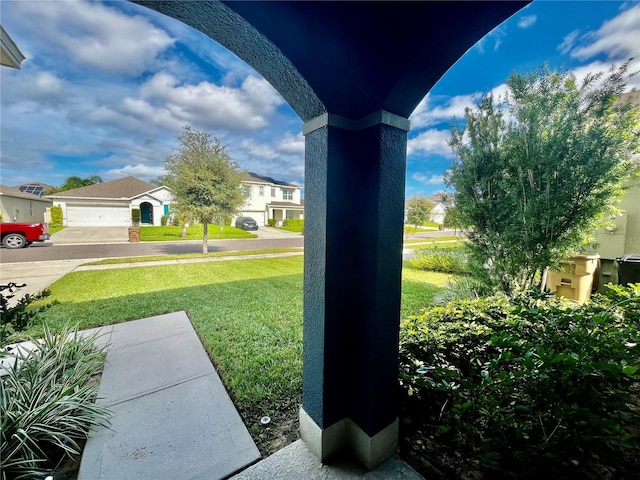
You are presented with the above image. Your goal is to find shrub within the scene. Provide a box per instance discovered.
[0,326,110,479]
[399,285,640,479]
[161,215,168,226]
[131,208,140,225]
[283,219,304,228]
[431,275,488,305]
[268,218,277,227]
[50,206,63,226]
[410,245,469,274]
[1,284,55,345]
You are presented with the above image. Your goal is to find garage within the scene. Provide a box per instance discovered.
[66,205,130,227]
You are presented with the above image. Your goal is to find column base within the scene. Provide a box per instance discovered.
[299,407,399,470]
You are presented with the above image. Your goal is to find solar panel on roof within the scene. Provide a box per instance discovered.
[18,185,45,196]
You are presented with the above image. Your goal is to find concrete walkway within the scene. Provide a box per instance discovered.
[78,312,261,480]
[230,440,423,479]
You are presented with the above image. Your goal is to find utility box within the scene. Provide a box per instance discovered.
[128,227,140,243]
[616,254,640,286]
[595,211,628,260]
[547,254,600,303]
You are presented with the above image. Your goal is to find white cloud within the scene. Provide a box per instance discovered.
[570,59,640,92]
[475,25,508,54]
[136,73,284,131]
[276,132,305,155]
[103,164,167,181]
[236,132,304,162]
[517,15,537,29]
[557,29,580,55]
[2,71,66,106]
[14,0,175,76]
[410,94,477,129]
[407,129,452,157]
[569,4,640,61]
[412,172,445,186]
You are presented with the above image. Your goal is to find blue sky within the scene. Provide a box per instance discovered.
[1,1,639,198]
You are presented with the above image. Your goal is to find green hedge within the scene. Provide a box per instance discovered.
[50,205,63,226]
[131,208,140,224]
[283,219,304,227]
[399,284,640,478]
[410,245,469,273]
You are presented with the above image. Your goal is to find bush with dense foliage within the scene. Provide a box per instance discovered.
[1,285,55,345]
[399,283,640,479]
[49,206,63,226]
[410,245,469,274]
[446,63,640,293]
[0,326,110,479]
[131,208,140,225]
[283,219,304,228]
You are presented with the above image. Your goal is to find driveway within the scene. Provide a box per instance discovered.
[50,227,130,245]
[254,226,303,239]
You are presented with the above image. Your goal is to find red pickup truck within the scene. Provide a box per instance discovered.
[0,222,51,249]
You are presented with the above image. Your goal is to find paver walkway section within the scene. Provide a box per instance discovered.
[78,311,261,480]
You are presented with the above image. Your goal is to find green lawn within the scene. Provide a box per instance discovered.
[26,256,453,454]
[140,224,257,241]
[84,248,303,265]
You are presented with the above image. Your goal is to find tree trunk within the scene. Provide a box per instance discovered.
[181,224,187,238]
[202,222,208,254]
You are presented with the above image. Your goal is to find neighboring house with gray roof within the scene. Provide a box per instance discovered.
[0,184,53,223]
[46,176,173,227]
[239,171,304,226]
[426,193,454,225]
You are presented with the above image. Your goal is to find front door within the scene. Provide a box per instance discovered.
[140,203,153,224]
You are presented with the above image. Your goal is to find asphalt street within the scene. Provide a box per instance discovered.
[0,237,304,263]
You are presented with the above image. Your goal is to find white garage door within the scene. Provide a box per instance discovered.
[67,206,130,226]
[253,212,266,226]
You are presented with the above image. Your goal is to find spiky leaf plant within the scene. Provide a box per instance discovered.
[1,326,110,480]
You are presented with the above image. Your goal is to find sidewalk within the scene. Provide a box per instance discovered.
[78,312,261,480]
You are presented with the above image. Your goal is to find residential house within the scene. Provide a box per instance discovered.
[0,184,53,223]
[46,176,173,227]
[1,25,25,70]
[593,91,640,286]
[238,172,304,226]
[426,193,454,225]
[404,193,453,225]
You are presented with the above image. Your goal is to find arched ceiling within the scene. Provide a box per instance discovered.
[134,1,529,122]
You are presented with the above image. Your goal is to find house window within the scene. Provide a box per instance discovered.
[259,185,264,196]
[29,201,33,216]
[242,185,251,199]
[282,188,293,200]
[271,187,276,197]
[286,210,295,220]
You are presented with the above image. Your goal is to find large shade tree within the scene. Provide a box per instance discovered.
[446,62,639,293]
[406,195,436,229]
[164,126,245,253]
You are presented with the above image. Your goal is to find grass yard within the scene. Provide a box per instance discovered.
[84,248,303,265]
[140,224,257,241]
[26,256,453,456]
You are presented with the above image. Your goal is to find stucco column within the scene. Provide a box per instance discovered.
[300,111,409,469]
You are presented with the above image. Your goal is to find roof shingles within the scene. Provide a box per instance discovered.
[46,176,160,199]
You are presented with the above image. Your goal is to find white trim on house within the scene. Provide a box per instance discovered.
[0,25,25,70]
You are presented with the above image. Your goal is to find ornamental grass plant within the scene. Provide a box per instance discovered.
[0,326,110,480]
